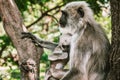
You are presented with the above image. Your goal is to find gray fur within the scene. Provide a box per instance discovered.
[60,1,110,80]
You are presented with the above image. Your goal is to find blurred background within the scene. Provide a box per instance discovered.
[0,0,111,80]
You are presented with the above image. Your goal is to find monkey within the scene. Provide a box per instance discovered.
[22,32,72,79]
[44,34,72,80]
[59,1,110,80]
[22,1,110,80]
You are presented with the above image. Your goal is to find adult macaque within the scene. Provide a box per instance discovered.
[59,1,110,80]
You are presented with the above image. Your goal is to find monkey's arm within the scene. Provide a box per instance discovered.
[22,32,58,51]
[36,39,58,51]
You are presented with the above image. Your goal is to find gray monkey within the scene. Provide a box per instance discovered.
[22,1,110,80]
[59,1,110,80]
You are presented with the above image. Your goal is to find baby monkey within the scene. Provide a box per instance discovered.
[22,32,72,80]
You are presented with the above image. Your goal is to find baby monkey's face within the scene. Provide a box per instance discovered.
[53,34,72,54]
[59,34,72,46]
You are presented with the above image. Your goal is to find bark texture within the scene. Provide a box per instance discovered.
[107,0,120,80]
[0,0,43,80]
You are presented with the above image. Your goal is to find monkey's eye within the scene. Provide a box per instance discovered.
[77,7,84,17]
[59,10,68,27]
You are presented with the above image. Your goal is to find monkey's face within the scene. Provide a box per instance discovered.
[54,34,71,53]
[59,34,72,46]
[59,2,85,35]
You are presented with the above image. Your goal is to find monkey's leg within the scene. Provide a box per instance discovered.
[60,68,79,80]
[89,73,106,80]
[50,69,68,79]
[22,32,58,51]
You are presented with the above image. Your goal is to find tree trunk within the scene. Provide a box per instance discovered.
[107,0,120,80]
[0,0,43,80]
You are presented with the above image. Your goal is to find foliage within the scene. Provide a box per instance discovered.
[95,13,111,41]
[0,0,111,79]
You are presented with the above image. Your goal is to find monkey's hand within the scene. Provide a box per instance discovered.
[21,32,58,51]
[21,32,42,44]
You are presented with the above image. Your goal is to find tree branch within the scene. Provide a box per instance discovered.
[0,0,43,80]
[26,4,64,28]
[46,13,58,23]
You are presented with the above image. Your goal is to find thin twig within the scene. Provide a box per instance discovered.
[46,13,58,23]
[26,4,64,28]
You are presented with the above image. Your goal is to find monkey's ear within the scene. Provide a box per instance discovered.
[77,7,84,17]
